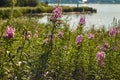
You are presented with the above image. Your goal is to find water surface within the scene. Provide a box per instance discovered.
[39,4,120,29]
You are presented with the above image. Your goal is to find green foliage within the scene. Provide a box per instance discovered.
[0,16,120,80]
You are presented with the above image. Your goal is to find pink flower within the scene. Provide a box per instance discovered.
[112,45,118,51]
[44,38,50,44]
[88,33,95,39]
[79,16,85,25]
[58,31,64,38]
[115,26,120,33]
[96,51,105,66]
[25,31,31,40]
[109,28,117,37]
[97,45,101,49]
[75,35,83,44]
[3,26,15,39]
[33,30,38,38]
[50,6,62,21]
[102,43,109,51]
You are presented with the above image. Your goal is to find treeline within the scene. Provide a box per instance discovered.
[0,6,97,19]
[0,0,39,7]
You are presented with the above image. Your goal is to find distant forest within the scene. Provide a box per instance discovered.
[0,0,39,7]
[41,0,120,4]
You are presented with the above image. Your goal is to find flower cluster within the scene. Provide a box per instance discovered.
[44,33,52,44]
[96,51,105,66]
[3,26,15,39]
[33,30,38,38]
[88,33,95,39]
[115,26,120,33]
[79,16,85,25]
[75,35,83,44]
[63,45,67,50]
[109,28,117,37]
[50,6,62,21]
[44,38,51,44]
[25,31,31,40]
[58,31,64,38]
[112,45,118,51]
[102,43,109,51]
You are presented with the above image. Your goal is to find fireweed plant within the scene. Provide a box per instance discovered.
[0,6,120,80]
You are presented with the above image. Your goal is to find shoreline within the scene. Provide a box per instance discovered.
[28,11,94,17]
[0,6,97,19]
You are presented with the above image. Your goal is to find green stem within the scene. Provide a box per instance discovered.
[49,23,55,53]
[19,40,25,61]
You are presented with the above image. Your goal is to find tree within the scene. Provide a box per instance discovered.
[16,0,39,7]
[0,0,39,7]
[0,0,11,7]
[29,0,39,6]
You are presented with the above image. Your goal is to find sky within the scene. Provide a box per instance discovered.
[83,0,87,2]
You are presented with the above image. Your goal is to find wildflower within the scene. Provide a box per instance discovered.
[25,31,31,40]
[79,16,85,25]
[63,45,67,50]
[75,35,83,44]
[44,38,50,44]
[97,45,101,49]
[109,28,117,37]
[18,61,22,66]
[50,6,62,21]
[115,26,120,33]
[88,33,95,39]
[96,51,105,66]
[33,30,38,38]
[3,26,15,39]
[58,31,64,38]
[102,43,109,51]
[112,45,118,51]
[7,50,10,54]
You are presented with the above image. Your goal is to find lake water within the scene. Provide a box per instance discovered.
[39,4,120,30]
